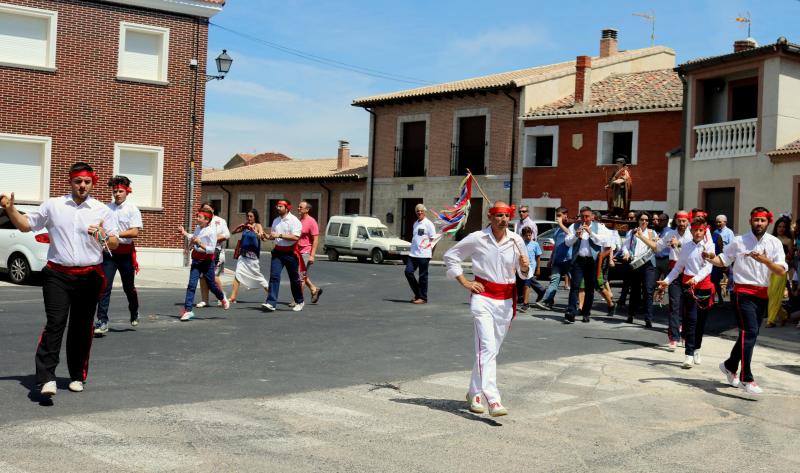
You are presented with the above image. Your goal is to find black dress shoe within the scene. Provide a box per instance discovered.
[626,316,634,324]
[582,315,590,323]
[564,313,575,324]
[645,320,653,328]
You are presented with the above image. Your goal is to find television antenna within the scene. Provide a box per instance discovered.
[632,10,656,46]
[735,12,752,37]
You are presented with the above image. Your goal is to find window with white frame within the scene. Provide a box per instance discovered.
[117,22,169,83]
[597,121,639,165]
[0,3,57,70]
[523,125,559,167]
[238,194,254,214]
[114,143,164,209]
[0,133,51,202]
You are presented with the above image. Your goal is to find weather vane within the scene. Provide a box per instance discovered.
[633,10,656,46]
[735,12,752,37]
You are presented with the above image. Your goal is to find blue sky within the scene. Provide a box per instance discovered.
[202,0,799,168]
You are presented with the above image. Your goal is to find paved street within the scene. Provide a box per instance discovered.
[1,258,800,472]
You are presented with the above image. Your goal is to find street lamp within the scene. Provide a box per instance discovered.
[206,49,233,82]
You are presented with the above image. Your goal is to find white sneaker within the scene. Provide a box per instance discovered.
[488,402,508,417]
[693,350,702,365]
[180,310,195,321]
[466,393,485,414]
[222,298,231,310]
[261,303,276,312]
[682,355,693,369]
[740,381,763,395]
[292,302,304,312]
[195,301,207,308]
[719,362,741,387]
[68,380,84,392]
[40,381,57,397]
[667,341,676,352]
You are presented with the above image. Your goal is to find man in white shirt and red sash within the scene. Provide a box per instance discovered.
[444,201,530,417]
[658,216,715,368]
[1,162,120,397]
[705,207,788,394]
[94,175,142,335]
[262,200,304,312]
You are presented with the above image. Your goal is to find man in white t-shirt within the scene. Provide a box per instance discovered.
[94,175,143,335]
[405,203,437,304]
[262,200,304,312]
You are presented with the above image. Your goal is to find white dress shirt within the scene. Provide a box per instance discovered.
[515,217,538,240]
[26,195,119,267]
[719,232,788,287]
[664,239,714,284]
[271,213,302,247]
[444,227,529,284]
[656,227,711,261]
[409,217,437,258]
[564,222,605,257]
[188,224,218,254]
[108,200,142,245]
[622,228,658,259]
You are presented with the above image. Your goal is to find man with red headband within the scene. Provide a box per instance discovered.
[705,207,787,394]
[657,216,715,368]
[1,162,120,397]
[444,201,530,417]
[262,199,304,312]
[94,175,142,335]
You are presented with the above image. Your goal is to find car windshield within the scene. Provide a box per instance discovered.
[367,227,389,238]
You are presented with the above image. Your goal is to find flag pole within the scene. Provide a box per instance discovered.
[466,169,492,203]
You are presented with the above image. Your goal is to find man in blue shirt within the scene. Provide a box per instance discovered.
[517,226,545,311]
[534,207,572,311]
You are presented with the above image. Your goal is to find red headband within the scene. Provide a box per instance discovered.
[197,211,213,219]
[675,211,690,219]
[690,223,708,231]
[69,170,99,185]
[112,185,132,193]
[751,211,774,223]
[690,210,708,221]
[277,200,292,211]
[488,204,516,219]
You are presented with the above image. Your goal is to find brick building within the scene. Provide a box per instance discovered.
[0,0,224,267]
[352,29,675,252]
[520,68,683,217]
[201,142,368,247]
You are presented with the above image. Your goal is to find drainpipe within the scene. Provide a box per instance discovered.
[219,184,232,248]
[362,106,377,214]
[678,71,688,210]
[502,89,518,204]
[319,181,332,226]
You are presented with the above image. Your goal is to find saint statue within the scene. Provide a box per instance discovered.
[605,156,632,218]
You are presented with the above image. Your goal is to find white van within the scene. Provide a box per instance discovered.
[323,215,411,264]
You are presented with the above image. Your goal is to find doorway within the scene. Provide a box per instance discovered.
[704,187,736,232]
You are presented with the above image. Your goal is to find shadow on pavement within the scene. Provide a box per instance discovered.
[390,397,503,427]
[584,336,662,349]
[638,375,757,401]
[0,374,58,406]
[766,364,800,376]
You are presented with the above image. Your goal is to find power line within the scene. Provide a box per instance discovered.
[209,22,435,86]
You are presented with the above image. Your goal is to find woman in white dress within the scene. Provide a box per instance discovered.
[229,209,269,303]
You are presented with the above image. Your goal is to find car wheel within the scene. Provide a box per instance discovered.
[357,256,368,263]
[371,248,384,264]
[326,248,339,262]
[8,253,31,284]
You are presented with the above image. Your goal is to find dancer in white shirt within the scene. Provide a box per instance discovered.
[658,216,715,368]
[262,200,304,312]
[705,207,787,394]
[1,162,120,396]
[444,201,529,417]
[179,209,230,321]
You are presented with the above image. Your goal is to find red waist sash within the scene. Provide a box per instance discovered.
[191,249,214,261]
[681,274,714,290]
[475,277,515,300]
[46,261,107,298]
[115,243,139,273]
[668,260,677,269]
[734,283,768,299]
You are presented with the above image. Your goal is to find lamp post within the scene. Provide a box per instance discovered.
[206,49,233,82]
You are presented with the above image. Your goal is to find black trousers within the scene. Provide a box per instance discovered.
[628,261,655,321]
[405,256,430,301]
[724,292,767,383]
[681,285,711,356]
[36,267,103,384]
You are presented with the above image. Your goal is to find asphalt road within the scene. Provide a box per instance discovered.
[1,258,799,472]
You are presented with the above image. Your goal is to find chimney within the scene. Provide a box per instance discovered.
[337,140,350,170]
[600,28,618,57]
[734,38,758,52]
[575,55,592,104]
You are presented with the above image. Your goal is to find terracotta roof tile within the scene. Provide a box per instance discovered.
[243,152,292,164]
[767,138,800,157]
[523,69,682,118]
[203,157,368,184]
[352,46,674,106]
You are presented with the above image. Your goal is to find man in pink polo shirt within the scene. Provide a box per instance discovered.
[297,201,323,304]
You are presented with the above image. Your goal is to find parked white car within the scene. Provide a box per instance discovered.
[0,204,49,284]
[323,215,411,264]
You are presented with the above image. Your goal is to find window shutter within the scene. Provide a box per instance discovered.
[121,29,162,80]
[0,139,45,201]
[118,149,157,207]
[0,12,48,67]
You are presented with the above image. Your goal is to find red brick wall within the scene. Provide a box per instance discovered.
[521,111,681,213]
[0,0,208,249]
[370,91,520,178]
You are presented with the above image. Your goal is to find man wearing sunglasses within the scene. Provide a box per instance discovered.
[514,206,538,241]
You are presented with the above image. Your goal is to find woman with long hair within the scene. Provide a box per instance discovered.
[229,209,269,303]
[766,216,792,327]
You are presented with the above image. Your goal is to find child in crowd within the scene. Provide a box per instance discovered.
[518,226,545,310]
[178,208,230,321]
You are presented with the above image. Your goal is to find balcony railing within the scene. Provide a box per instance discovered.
[693,118,757,159]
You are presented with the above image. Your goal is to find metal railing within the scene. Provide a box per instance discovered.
[694,118,757,159]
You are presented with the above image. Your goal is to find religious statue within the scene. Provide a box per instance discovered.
[605,156,632,218]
